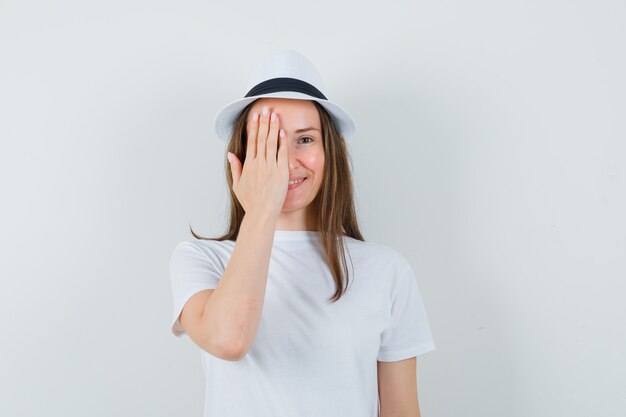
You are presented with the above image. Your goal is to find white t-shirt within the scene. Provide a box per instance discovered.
[169,230,436,417]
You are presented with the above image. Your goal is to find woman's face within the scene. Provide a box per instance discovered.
[246,97,325,216]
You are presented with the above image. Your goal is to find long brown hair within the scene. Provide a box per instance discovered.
[190,100,365,302]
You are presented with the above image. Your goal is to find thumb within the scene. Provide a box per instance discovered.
[227,152,242,184]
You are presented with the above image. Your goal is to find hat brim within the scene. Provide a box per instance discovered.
[213,91,357,143]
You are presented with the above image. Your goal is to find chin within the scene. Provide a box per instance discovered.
[282,199,313,211]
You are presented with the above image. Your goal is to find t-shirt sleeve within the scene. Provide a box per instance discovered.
[169,241,222,337]
[377,261,436,362]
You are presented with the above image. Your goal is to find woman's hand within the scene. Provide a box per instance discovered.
[227,105,289,217]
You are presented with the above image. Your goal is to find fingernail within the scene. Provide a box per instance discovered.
[252,112,258,122]
[279,129,285,138]
[262,106,269,117]
[270,112,276,122]
[227,152,233,163]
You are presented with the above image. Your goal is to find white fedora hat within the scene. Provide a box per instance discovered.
[213,49,357,143]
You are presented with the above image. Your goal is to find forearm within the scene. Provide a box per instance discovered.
[201,210,277,357]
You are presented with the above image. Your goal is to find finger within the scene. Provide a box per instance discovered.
[228,151,241,186]
[246,111,259,160]
[257,106,270,161]
[277,128,288,170]
[266,111,279,162]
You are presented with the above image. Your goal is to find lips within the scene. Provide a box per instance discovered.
[288,177,307,189]
[288,177,307,184]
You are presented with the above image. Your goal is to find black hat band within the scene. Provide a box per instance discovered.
[244,77,327,100]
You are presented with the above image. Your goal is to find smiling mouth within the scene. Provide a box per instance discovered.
[288,177,307,185]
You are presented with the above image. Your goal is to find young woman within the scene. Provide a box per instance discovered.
[169,49,436,417]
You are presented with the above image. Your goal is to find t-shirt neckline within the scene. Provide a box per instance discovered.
[273,230,321,240]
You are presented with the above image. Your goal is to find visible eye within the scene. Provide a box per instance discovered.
[298,136,314,144]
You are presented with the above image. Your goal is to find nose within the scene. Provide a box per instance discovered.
[287,140,299,169]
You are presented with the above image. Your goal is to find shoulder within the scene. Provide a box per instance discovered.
[173,237,235,251]
[170,238,235,264]
[343,236,412,273]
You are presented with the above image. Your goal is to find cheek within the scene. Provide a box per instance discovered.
[310,155,324,180]
[313,155,325,186]
[311,148,325,170]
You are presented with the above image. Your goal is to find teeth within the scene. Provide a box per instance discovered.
[288,178,305,185]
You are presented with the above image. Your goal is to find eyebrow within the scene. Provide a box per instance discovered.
[294,127,320,133]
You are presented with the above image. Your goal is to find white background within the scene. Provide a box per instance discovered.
[1,0,624,416]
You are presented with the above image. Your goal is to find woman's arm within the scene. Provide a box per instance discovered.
[197,210,278,359]
[377,357,422,417]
